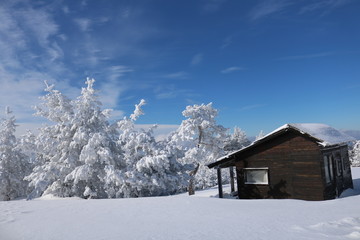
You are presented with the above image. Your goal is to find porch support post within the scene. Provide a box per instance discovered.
[217,167,223,198]
[230,166,235,193]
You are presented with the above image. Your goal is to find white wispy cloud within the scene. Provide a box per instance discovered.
[62,6,70,14]
[191,53,203,66]
[58,34,67,41]
[221,36,232,49]
[249,0,292,21]
[107,65,134,81]
[0,70,81,138]
[0,1,156,135]
[0,3,63,76]
[276,52,335,61]
[0,1,78,133]
[156,92,178,99]
[74,17,110,32]
[22,9,59,47]
[154,85,195,100]
[48,42,64,62]
[299,0,352,15]
[239,104,267,111]
[97,65,134,119]
[0,76,45,120]
[163,71,189,79]
[0,1,64,71]
[0,9,26,69]
[74,18,92,32]
[69,5,162,69]
[249,0,352,21]
[71,36,104,67]
[81,0,88,8]
[221,66,244,74]
[97,83,127,120]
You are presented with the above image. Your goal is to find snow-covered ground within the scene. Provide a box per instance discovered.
[1,168,360,240]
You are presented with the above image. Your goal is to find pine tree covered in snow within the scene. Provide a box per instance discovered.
[25,81,76,198]
[0,108,31,201]
[26,79,188,199]
[350,140,360,167]
[168,103,228,189]
[111,100,188,197]
[22,78,251,199]
[255,130,265,141]
[18,131,37,165]
[63,78,122,199]
[26,79,122,199]
[224,126,251,152]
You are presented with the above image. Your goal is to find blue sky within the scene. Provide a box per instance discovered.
[0,0,359,137]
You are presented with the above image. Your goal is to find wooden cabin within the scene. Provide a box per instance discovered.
[208,124,354,201]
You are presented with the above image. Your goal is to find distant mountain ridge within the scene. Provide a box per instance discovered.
[341,130,360,140]
[289,123,355,145]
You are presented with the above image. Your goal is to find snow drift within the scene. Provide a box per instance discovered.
[1,168,359,240]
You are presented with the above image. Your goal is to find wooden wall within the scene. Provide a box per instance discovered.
[235,131,325,201]
[322,144,353,200]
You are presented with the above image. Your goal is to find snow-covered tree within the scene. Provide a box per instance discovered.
[224,126,251,152]
[255,130,265,141]
[25,81,75,198]
[0,107,31,201]
[168,103,228,190]
[25,78,253,199]
[62,78,122,199]
[350,140,360,167]
[111,100,188,197]
[26,79,122,199]
[18,131,37,165]
[26,79,190,199]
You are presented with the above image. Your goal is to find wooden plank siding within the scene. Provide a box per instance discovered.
[235,131,325,200]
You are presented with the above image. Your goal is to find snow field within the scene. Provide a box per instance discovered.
[0,168,360,240]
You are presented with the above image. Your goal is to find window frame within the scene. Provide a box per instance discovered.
[243,168,269,185]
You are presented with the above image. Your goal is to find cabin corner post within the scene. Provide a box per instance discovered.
[217,167,223,198]
[230,166,235,193]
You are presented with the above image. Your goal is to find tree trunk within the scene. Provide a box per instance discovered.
[188,163,200,195]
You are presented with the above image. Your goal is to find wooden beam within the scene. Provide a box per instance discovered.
[230,166,235,193]
[217,168,223,198]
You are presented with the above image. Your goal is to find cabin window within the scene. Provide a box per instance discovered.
[244,168,269,185]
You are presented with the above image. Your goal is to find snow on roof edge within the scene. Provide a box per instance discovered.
[213,123,355,163]
[213,124,290,163]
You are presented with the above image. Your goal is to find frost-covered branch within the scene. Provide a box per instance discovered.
[130,99,146,121]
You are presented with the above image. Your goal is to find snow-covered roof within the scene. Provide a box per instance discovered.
[287,123,355,146]
[257,123,355,147]
[211,123,355,167]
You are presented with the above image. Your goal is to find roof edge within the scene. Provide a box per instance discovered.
[207,123,344,169]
